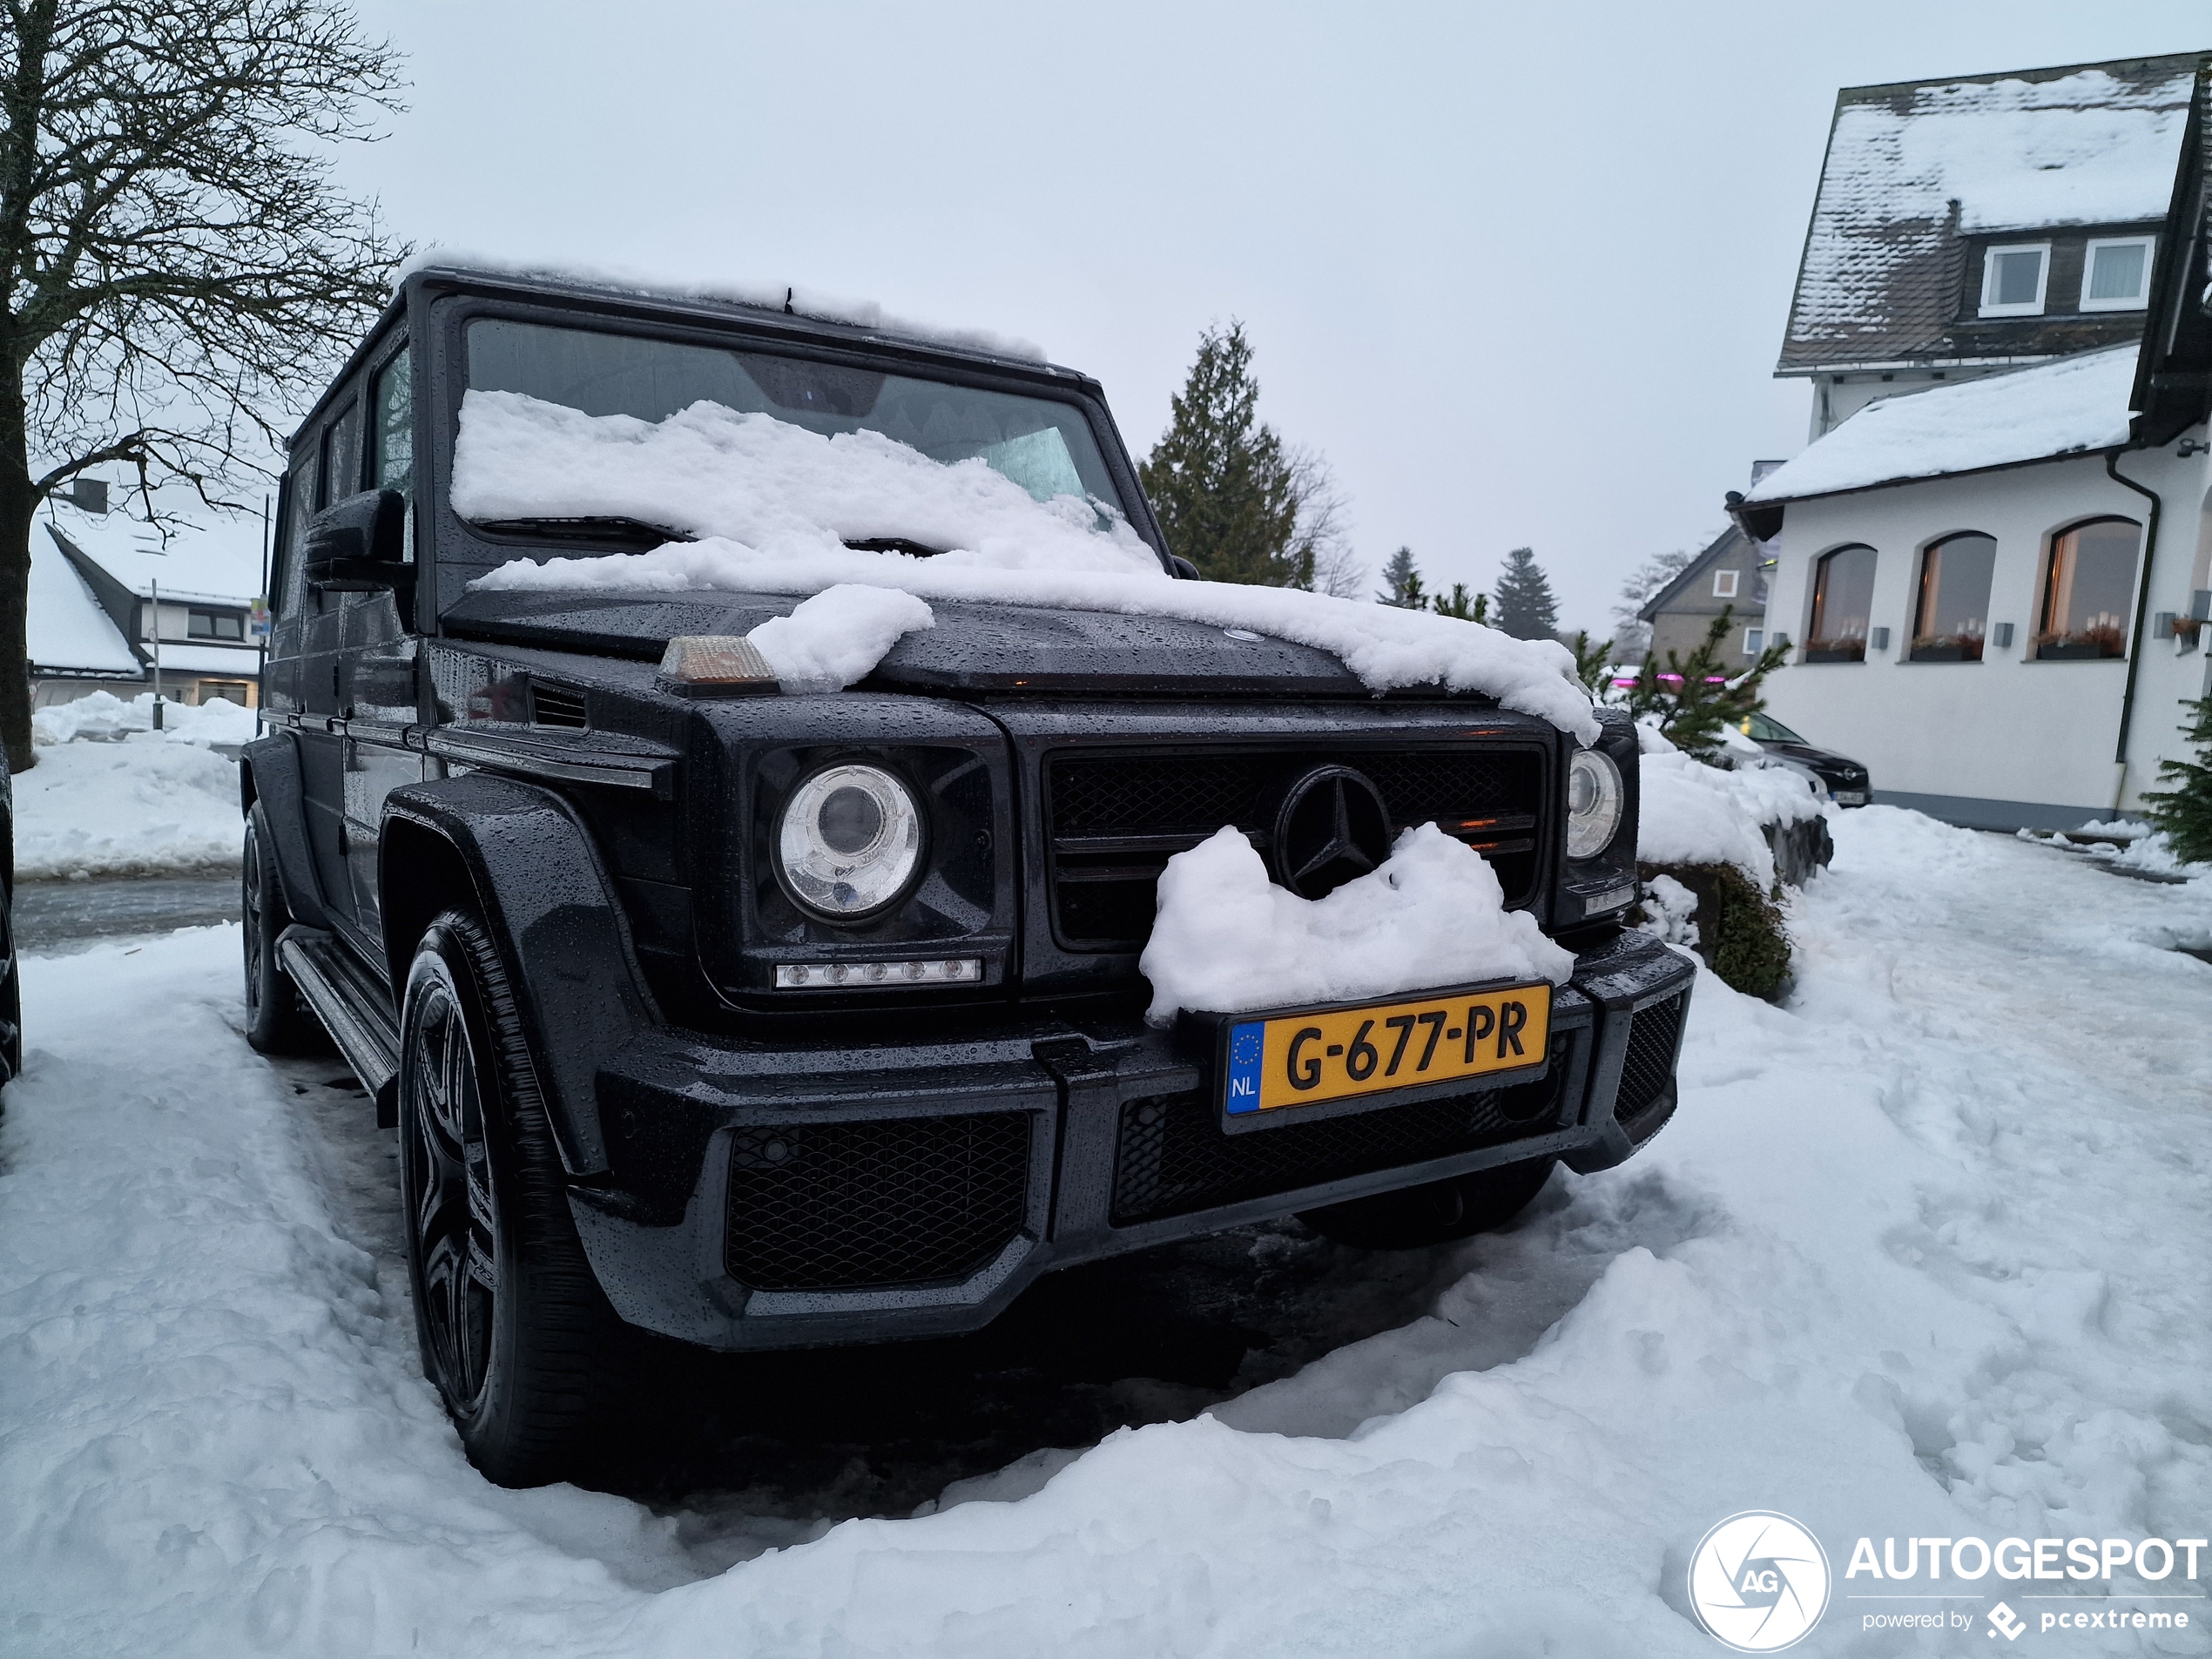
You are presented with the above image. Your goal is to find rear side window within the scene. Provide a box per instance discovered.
[374,345,413,495]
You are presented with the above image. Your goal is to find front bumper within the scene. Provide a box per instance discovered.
[570,929,1695,1352]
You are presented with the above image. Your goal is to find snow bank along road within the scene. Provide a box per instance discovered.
[2,807,2209,1657]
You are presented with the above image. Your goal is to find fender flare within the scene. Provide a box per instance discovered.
[239,732,332,929]
[380,773,658,1177]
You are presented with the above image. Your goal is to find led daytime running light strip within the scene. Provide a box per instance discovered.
[774,957,982,988]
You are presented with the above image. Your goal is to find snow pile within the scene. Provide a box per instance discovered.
[33,691,257,751]
[401,249,1048,362]
[455,392,1599,738]
[6,813,2212,1656]
[1635,726,1824,887]
[1746,346,2136,502]
[453,390,1157,575]
[12,736,241,879]
[1634,872,1701,949]
[1137,824,1575,1024]
[744,584,935,692]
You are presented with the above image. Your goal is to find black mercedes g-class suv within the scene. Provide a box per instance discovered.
[243,265,1692,1485]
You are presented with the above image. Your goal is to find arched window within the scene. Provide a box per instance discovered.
[2037,518,2140,660]
[1911,533,1996,661]
[1804,544,1877,662]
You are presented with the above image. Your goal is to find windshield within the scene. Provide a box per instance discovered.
[1744,712,1805,744]
[463,318,1128,517]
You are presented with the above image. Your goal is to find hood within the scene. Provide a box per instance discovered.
[443,588,1380,697]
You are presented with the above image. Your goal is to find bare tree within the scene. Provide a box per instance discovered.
[1285,442,1363,599]
[0,0,405,768]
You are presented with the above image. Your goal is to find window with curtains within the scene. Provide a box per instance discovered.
[1804,545,1877,662]
[2037,519,2140,660]
[1909,533,1995,661]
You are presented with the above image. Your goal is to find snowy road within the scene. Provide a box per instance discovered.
[2,807,2209,1656]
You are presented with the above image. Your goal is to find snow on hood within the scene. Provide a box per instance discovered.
[1746,346,2137,503]
[1635,738,1826,887]
[458,395,1600,739]
[1137,823,1575,1025]
[744,584,935,693]
[400,249,1048,362]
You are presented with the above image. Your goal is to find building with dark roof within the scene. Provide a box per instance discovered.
[1779,53,2202,438]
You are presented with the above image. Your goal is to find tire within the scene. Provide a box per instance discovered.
[242,802,324,1055]
[1298,1156,1557,1251]
[399,907,631,1487]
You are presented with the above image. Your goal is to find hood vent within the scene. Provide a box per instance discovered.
[529,679,589,728]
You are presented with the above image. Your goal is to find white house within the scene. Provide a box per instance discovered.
[1733,51,2212,832]
[30,496,266,709]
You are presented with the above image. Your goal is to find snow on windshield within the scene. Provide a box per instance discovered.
[453,390,1158,574]
[455,392,1601,740]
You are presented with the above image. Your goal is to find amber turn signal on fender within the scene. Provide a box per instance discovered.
[656,635,779,694]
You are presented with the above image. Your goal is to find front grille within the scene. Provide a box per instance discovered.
[1048,747,1545,948]
[529,679,589,728]
[1112,1085,1531,1226]
[725,1113,1031,1291]
[1615,993,1686,1126]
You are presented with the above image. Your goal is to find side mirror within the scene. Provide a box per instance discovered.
[305,489,409,592]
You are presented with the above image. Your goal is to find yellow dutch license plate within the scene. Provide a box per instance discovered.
[1220,983,1552,1119]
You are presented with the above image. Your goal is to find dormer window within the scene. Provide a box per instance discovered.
[2080,236,2155,311]
[1979,244,2050,316]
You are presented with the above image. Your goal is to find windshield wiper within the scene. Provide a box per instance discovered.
[471,516,694,550]
[842,536,946,558]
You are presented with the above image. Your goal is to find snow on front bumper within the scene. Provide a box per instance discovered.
[569,930,1695,1352]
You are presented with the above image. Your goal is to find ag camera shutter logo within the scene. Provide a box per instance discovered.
[1689,1511,1831,1651]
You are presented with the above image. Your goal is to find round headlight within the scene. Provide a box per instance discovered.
[1565,748,1625,860]
[775,763,925,920]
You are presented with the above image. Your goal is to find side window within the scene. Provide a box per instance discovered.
[322,397,361,508]
[1910,534,1995,662]
[278,451,317,614]
[2038,518,2140,660]
[372,345,415,561]
[1804,545,1878,663]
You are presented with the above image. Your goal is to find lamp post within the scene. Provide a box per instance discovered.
[150,577,162,730]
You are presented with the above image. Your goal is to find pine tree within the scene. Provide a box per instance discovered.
[2141,698,2212,863]
[1621,604,1789,757]
[1493,547,1560,639]
[1139,323,1308,587]
[1377,545,1425,608]
[1431,583,1487,624]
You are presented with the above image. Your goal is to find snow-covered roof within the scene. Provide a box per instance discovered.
[1746,344,2136,503]
[44,498,265,607]
[30,525,139,676]
[401,249,1049,365]
[1778,54,2201,374]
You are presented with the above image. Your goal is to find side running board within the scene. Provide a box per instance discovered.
[276,925,402,1128]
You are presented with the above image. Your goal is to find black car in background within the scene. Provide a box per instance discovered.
[1743,711,1870,806]
[239,264,1695,1486]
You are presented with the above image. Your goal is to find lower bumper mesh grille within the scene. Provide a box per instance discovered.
[725,1113,1031,1291]
[1112,1085,1530,1226]
[1615,994,1686,1126]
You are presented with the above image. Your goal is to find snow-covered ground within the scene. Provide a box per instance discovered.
[3,807,2210,1656]
[14,736,244,880]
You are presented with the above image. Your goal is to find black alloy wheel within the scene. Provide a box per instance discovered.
[1299,1156,1557,1251]
[399,909,633,1486]
[242,802,322,1054]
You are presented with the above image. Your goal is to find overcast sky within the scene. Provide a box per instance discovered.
[339,0,2208,631]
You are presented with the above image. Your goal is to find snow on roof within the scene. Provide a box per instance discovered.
[44,498,265,607]
[401,248,1049,365]
[1780,55,2199,372]
[1745,344,2136,502]
[30,525,138,676]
